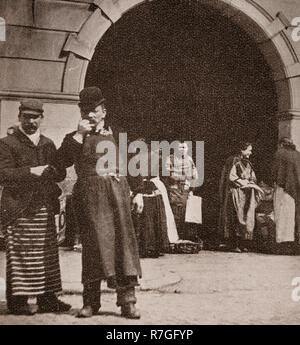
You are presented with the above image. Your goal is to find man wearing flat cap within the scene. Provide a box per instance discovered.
[54,86,144,319]
[0,99,71,315]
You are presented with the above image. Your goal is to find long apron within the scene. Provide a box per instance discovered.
[274,185,295,243]
[133,191,169,257]
[5,206,62,297]
[74,176,142,287]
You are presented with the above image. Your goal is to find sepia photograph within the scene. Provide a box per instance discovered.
[0,0,299,329]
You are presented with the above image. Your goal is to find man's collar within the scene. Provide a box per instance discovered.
[95,120,105,133]
[12,126,44,147]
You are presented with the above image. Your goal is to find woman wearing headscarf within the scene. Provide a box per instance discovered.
[218,141,263,252]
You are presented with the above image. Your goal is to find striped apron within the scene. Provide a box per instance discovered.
[5,206,62,296]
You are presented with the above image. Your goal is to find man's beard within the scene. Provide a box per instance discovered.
[22,124,38,134]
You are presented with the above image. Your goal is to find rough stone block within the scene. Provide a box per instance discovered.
[63,33,93,60]
[93,0,122,23]
[35,0,92,32]
[0,58,65,92]
[265,16,287,39]
[63,53,89,93]
[63,9,111,59]
[253,0,300,22]
[78,8,111,48]
[1,26,68,61]
[285,63,300,79]
[0,0,33,26]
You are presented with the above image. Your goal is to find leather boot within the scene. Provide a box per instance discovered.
[121,303,141,319]
[77,280,101,318]
[117,287,141,319]
[77,305,94,318]
[37,293,71,313]
[7,295,38,315]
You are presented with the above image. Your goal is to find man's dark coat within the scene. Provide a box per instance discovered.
[0,128,66,227]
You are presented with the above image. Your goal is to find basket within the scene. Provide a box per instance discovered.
[169,240,203,254]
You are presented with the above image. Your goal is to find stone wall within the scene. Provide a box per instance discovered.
[0,0,299,147]
[0,0,93,144]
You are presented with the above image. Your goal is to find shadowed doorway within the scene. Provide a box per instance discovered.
[85,0,278,243]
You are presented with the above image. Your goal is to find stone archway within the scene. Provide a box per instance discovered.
[61,0,300,148]
[82,0,281,242]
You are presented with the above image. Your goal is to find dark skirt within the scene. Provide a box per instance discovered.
[220,191,254,245]
[5,206,62,297]
[133,193,169,258]
[73,176,142,287]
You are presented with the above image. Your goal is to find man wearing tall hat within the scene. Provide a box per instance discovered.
[0,99,71,315]
[54,86,143,319]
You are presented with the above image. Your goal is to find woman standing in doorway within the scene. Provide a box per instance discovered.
[218,141,263,252]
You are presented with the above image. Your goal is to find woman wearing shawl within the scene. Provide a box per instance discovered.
[218,142,263,252]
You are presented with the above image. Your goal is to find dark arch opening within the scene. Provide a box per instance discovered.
[85,0,278,240]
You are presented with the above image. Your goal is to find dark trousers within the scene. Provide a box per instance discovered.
[83,280,137,311]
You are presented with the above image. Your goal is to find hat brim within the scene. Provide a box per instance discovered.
[19,109,44,116]
[79,98,106,110]
[96,98,106,106]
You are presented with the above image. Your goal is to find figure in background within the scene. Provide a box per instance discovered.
[218,141,263,253]
[154,147,181,245]
[129,138,169,258]
[272,137,300,254]
[54,87,143,319]
[164,141,198,240]
[0,100,70,315]
[255,182,276,254]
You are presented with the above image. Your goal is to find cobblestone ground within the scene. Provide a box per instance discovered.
[0,251,300,325]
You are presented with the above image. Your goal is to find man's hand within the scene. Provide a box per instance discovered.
[30,165,48,177]
[73,119,95,143]
[77,119,95,136]
[132,193,144,214]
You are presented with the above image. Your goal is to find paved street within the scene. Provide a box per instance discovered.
[0,250,300,325]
